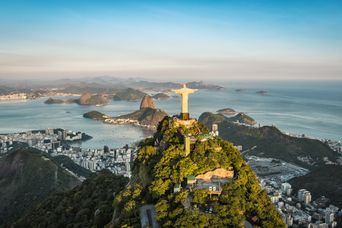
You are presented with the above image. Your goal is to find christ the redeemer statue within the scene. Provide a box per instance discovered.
[172,84,198,120]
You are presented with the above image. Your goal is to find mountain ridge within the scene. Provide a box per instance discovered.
[199,112,337,169]
[0,147,85,225]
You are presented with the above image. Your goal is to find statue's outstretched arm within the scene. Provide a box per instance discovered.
[189,89,198,93]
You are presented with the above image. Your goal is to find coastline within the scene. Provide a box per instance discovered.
[0,92,81,102]
[103,117,157,131]
[0,81,341,145]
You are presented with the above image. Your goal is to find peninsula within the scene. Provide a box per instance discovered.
[83,95,168,130]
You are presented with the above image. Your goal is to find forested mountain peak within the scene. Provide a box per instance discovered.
[112,116,285,227]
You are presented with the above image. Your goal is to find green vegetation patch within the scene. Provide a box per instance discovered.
[113,116,284,227]
[15,170,128,227]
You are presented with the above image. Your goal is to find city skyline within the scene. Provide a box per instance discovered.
[0,0,341,80]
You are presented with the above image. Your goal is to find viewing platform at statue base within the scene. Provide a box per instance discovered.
[180,112,190,120]
[172,116,197,128]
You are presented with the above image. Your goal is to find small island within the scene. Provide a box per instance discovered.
[44,97,77,104]
[44,98,65,104]
[256,90,267,95]
[83,111,108,121]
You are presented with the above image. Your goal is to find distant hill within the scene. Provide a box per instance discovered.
[0,86,18,95]
[140,95,156,109]
[44,97,65,104]
[0,78,224,98]
[113,88,146,101]
[114,107,168,127]
[77,93,110,105]
[289,165,342,208]
[187,81,224,90]
[124,80,224,90]
[199,112,338,169]
[15,170,128,228]
[0,147,85,225]
[44,93,109,106]
[60,82,119,94]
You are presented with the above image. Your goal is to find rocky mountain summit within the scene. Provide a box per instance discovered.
[140,95,156,109]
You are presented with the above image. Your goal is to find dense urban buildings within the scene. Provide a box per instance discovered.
[1,123,341,226]
[0,129,136,178]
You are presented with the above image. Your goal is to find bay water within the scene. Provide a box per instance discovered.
[0,80,341,149]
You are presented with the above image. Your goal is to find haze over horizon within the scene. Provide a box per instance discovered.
[0,0,341,80]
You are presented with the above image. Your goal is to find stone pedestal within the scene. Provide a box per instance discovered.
[181,112,190,120]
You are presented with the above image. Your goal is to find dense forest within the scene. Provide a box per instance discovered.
[112,116,285,227]
[15,170,128,227]
[290,165,342,208]
[0,148,83,226]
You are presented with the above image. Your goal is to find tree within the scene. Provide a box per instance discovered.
[192,189,208,205]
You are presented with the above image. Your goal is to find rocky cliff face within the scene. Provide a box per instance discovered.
[140,95,156,109]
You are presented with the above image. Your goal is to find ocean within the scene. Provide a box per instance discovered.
[0,80,341,149]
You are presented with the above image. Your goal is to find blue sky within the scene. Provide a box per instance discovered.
[0,0,341,80]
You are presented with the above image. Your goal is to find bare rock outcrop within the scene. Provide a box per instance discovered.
[140,95,156,110]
